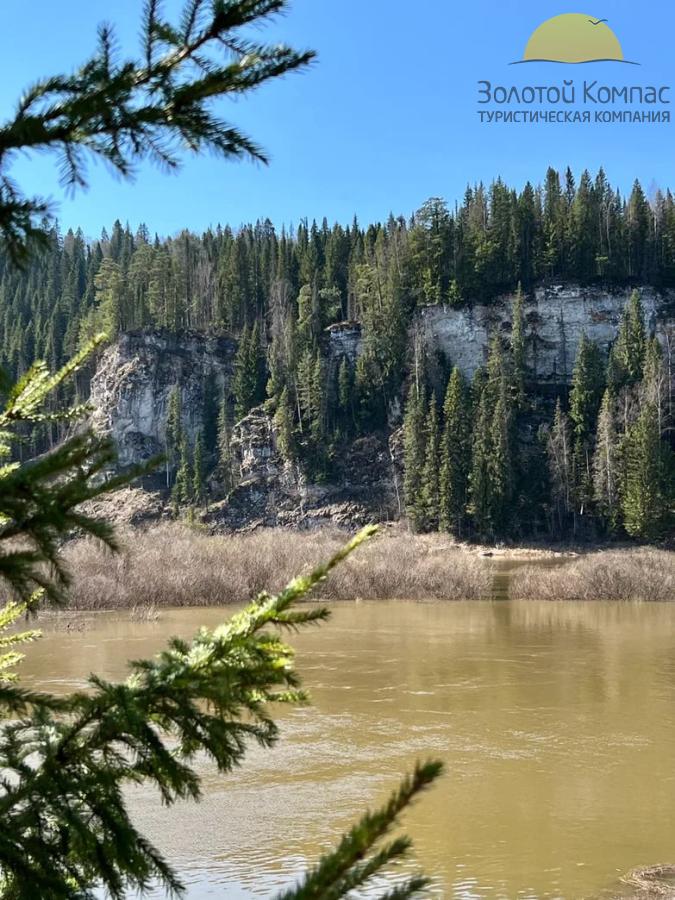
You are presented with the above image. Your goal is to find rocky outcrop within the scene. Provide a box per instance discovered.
[419,285,673,383]
[90,330,236,468]
[87,287,674,532]
[204,406,400,532]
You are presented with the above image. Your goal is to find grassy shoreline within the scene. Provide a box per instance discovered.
[64,524,492,610]
[60,523,675,610]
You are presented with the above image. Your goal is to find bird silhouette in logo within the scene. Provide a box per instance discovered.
[588,18,608,25]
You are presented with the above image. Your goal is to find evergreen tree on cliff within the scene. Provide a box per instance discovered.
[569,334,605,516]
[621,402,673,540]
[403,383,427,532]
[439,367,471,536]
[419,396,441,532]
[592,389,620,531]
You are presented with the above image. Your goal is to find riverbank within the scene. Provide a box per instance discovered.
[62,523,674,610]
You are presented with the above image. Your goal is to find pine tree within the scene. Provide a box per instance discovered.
[621,402,672,539]
[592,389,620,530]
[419,397,441,532]
[439,368,470,536]
[488,379,513,536]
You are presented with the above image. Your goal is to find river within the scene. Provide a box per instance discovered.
[20,597,675,898]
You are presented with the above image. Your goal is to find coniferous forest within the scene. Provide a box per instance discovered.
[2,166,673,543]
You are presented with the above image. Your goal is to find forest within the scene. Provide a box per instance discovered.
[1,166,673,543]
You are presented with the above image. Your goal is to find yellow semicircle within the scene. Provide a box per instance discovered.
[523,13,624,63]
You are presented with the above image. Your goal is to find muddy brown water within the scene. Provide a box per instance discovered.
[19,589,675,898]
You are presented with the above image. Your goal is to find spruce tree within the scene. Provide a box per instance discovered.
[419,396,441,532]
[274,386,296,463]
[470,386,492,537]
[165,385,183,487]
[569,334,605,514]
[402,385,427,532]
[439,368,470,536]
[547,399,573,536]
[218,395,235,494]
[337,356,354,436]
[488,379,513,536]
[171,436,192,514]
[614,289,647,384]
[511,282,526,407]
[592,389,620,530]
[192,431,206,509]
[621,402,672,539]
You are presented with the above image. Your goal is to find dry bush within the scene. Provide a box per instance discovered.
[510,549,675,602]
[63,525,492,610]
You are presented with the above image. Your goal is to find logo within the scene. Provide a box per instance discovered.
[512,13,638,65]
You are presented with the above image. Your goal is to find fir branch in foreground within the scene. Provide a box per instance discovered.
[0,527,387,899]
[0,0,315,266]
[277,760,444,900]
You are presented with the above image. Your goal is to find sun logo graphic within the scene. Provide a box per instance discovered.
[512,13,638,65]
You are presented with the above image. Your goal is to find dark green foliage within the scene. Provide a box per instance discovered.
[217,394,235,493]
[613,289,647,385]
[402,385,427,532]
[165,384,183,484]
[569,334,605,512]
[511,283,526,407]
[192,430,206,507]
[171,436,192,513]
[622,402,672,539]
[439,368,470,536]
[593,389,620,531]
[419,397,441,532]
[233,321,266,420]
[547,399,573,536]
[274,385,296,463]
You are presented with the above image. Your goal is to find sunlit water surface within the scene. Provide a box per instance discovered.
[20,597,675,899]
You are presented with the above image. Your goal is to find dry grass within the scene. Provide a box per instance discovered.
[510,549,675,602]
[63,525,492,610]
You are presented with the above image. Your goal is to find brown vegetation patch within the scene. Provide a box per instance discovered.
[510,549,675,602]
[63,525,492,610]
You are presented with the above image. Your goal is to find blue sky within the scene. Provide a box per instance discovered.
[1,0,673,239]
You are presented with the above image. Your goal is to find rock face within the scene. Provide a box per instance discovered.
[88,287,674,531]
[204,406,400,532]
[419,285,673,384]
[90,330,236,468]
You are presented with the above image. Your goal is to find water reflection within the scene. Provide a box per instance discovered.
[20,600,675,899]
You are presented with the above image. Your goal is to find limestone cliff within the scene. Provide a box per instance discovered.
[88,287,673,530]
[90,330,236,468]
[419,285,673,384]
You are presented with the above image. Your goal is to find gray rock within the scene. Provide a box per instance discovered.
[90,330,235,468]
